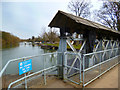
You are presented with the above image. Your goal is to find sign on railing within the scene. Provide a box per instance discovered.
[18,59,32,75]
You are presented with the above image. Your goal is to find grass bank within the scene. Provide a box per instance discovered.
[42,43,82,50]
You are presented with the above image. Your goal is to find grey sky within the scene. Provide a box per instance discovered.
[1,0,103,39]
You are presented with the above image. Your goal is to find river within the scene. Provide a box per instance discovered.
[2,42,57,75]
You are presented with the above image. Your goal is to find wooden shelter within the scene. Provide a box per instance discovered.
[49,10,120,40]
[48,10,120,80]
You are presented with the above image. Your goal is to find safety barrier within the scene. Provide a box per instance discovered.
[64,47,120,87]
[1,40,120,89]
[0,52,59,89]
[83,48,120,87]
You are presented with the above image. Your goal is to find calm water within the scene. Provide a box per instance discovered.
[2,42,57,75]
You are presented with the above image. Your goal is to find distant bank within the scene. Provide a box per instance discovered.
[1,31,20,48]
[29,42,82,51]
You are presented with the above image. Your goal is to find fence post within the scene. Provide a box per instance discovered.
[43,56,46,85]
[79,53,82,83]
[82,55,85,87]
[24,73,27,89]
[23,58,27,89]
[99,40,102,75]
[63,52,67,80]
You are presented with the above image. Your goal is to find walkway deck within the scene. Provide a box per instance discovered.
[87,64,119,88]
[29,64,119,88]
[2,64,119,88]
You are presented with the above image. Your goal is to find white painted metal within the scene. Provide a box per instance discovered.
[115,42,119,55]
[1,37,120,89]
[84,48,118,56]
[66,38,120,87]
[83,55,120,87]
[8,65,57,89]
[0,52,59,89]
[102,40,110,60]
[84,55,120,72]
[66,39,86,74]
[83,47,120,87]
[110,41,116,58]
[0,52,58,78]
[66,39,77,52]
[90,41,100,66]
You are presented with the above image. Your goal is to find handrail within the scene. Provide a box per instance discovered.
[84,55,120,72]
[65,48,120,56]
[0,55,39,77]
[0,52,60,77]
[1,46,120,88]
[83,47,120,56]
[8,65,57,89]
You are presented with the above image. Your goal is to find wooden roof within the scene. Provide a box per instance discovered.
[48,10,120,40]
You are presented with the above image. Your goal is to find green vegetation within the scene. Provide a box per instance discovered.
[42,43,59,47]
[1,31,20,48]
[43,43,82,50]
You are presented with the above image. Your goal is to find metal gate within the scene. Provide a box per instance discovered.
[64,37,120,87]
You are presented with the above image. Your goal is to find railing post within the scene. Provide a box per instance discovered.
[23,58,27,89]
[82,55,85,88]
[63,52,67,80]
[43,56,46,85]
[99,39,102,75]
[24,73,27,89]
[79,53,82,83]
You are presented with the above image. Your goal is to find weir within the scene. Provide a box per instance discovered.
[0,10,120,89]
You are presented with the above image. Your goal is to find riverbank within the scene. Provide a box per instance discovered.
[2,31,20,49]
[39,43,82,51]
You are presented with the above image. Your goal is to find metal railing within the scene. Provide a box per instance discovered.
[64,52,82,85]
[64,47,120,87]
[8,65,57,89]
[1,40,120,89]
[0,52,59,89]
[82,47,120,87]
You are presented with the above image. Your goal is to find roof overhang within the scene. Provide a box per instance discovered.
[48,10,120,40]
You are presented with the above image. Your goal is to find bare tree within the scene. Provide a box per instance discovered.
[40,27,59,43]
[68,0,92,18]
[94,1,120,31]
[47,28,59,43]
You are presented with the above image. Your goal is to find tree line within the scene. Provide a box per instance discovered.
[1,31,20,48]
[26,28,59,43]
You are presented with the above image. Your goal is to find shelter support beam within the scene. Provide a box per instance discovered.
[57,29,67,79]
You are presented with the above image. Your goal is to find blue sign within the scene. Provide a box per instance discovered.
[19,59,32,75]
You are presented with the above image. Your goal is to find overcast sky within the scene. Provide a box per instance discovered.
[1,0,103,39]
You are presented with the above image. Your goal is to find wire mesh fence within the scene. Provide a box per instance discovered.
[83,48,120,87]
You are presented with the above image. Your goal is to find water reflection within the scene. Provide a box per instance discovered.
[2,42,57,75]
